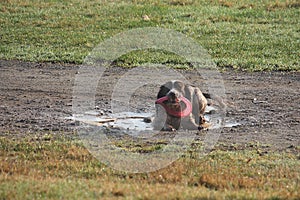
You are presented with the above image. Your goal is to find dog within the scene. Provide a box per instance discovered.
[153,80,208,131]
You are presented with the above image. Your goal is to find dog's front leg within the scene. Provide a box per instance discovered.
[153,104,167,130]
[162,116,180,131]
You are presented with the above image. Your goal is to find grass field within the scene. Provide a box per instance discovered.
[0,136,299,199]
[0,0,299,71]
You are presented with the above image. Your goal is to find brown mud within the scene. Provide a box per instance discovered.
[0,60,299,154]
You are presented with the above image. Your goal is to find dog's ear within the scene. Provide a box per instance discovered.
[174,81,186,96]
[184,84,193,101]
[157,85,170,99]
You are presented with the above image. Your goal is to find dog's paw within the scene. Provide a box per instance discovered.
[198,122,210,131]
[162,125,176,132]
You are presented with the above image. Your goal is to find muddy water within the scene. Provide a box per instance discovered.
[66,106,240,132]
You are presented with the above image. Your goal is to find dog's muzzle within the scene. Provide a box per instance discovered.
[155,96,192,117]
[167,91,180,103]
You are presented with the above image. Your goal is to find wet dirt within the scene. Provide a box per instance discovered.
[0,60,299,154]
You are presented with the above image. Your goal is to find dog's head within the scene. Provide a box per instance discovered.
[156,81,192,117]
[157,80,186,104]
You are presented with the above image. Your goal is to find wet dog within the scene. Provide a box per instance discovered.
[153,80,208,131]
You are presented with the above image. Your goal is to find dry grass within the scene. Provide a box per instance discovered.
[266,0,300,11]
[0,136,299,199]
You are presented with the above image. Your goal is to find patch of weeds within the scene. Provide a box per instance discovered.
[113,49,191,69]
[113,139,165,153]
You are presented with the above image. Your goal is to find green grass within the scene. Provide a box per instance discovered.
[0,136,299,199]
[0,0,299,71]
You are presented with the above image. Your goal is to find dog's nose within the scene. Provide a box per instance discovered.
[169,91,176,98]
[167,90,179,102]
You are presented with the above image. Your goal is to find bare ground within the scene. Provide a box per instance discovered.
[0,60,299,154]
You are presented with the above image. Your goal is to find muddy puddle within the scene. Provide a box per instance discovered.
[66,106,241,132]
[67,112,153,131]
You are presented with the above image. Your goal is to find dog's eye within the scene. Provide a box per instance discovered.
[163,82,173,91]
[174,81,184,89]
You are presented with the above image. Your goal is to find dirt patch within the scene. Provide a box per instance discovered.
[0,60,299,153]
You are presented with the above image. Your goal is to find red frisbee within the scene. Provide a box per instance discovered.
[155,96,192,117]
